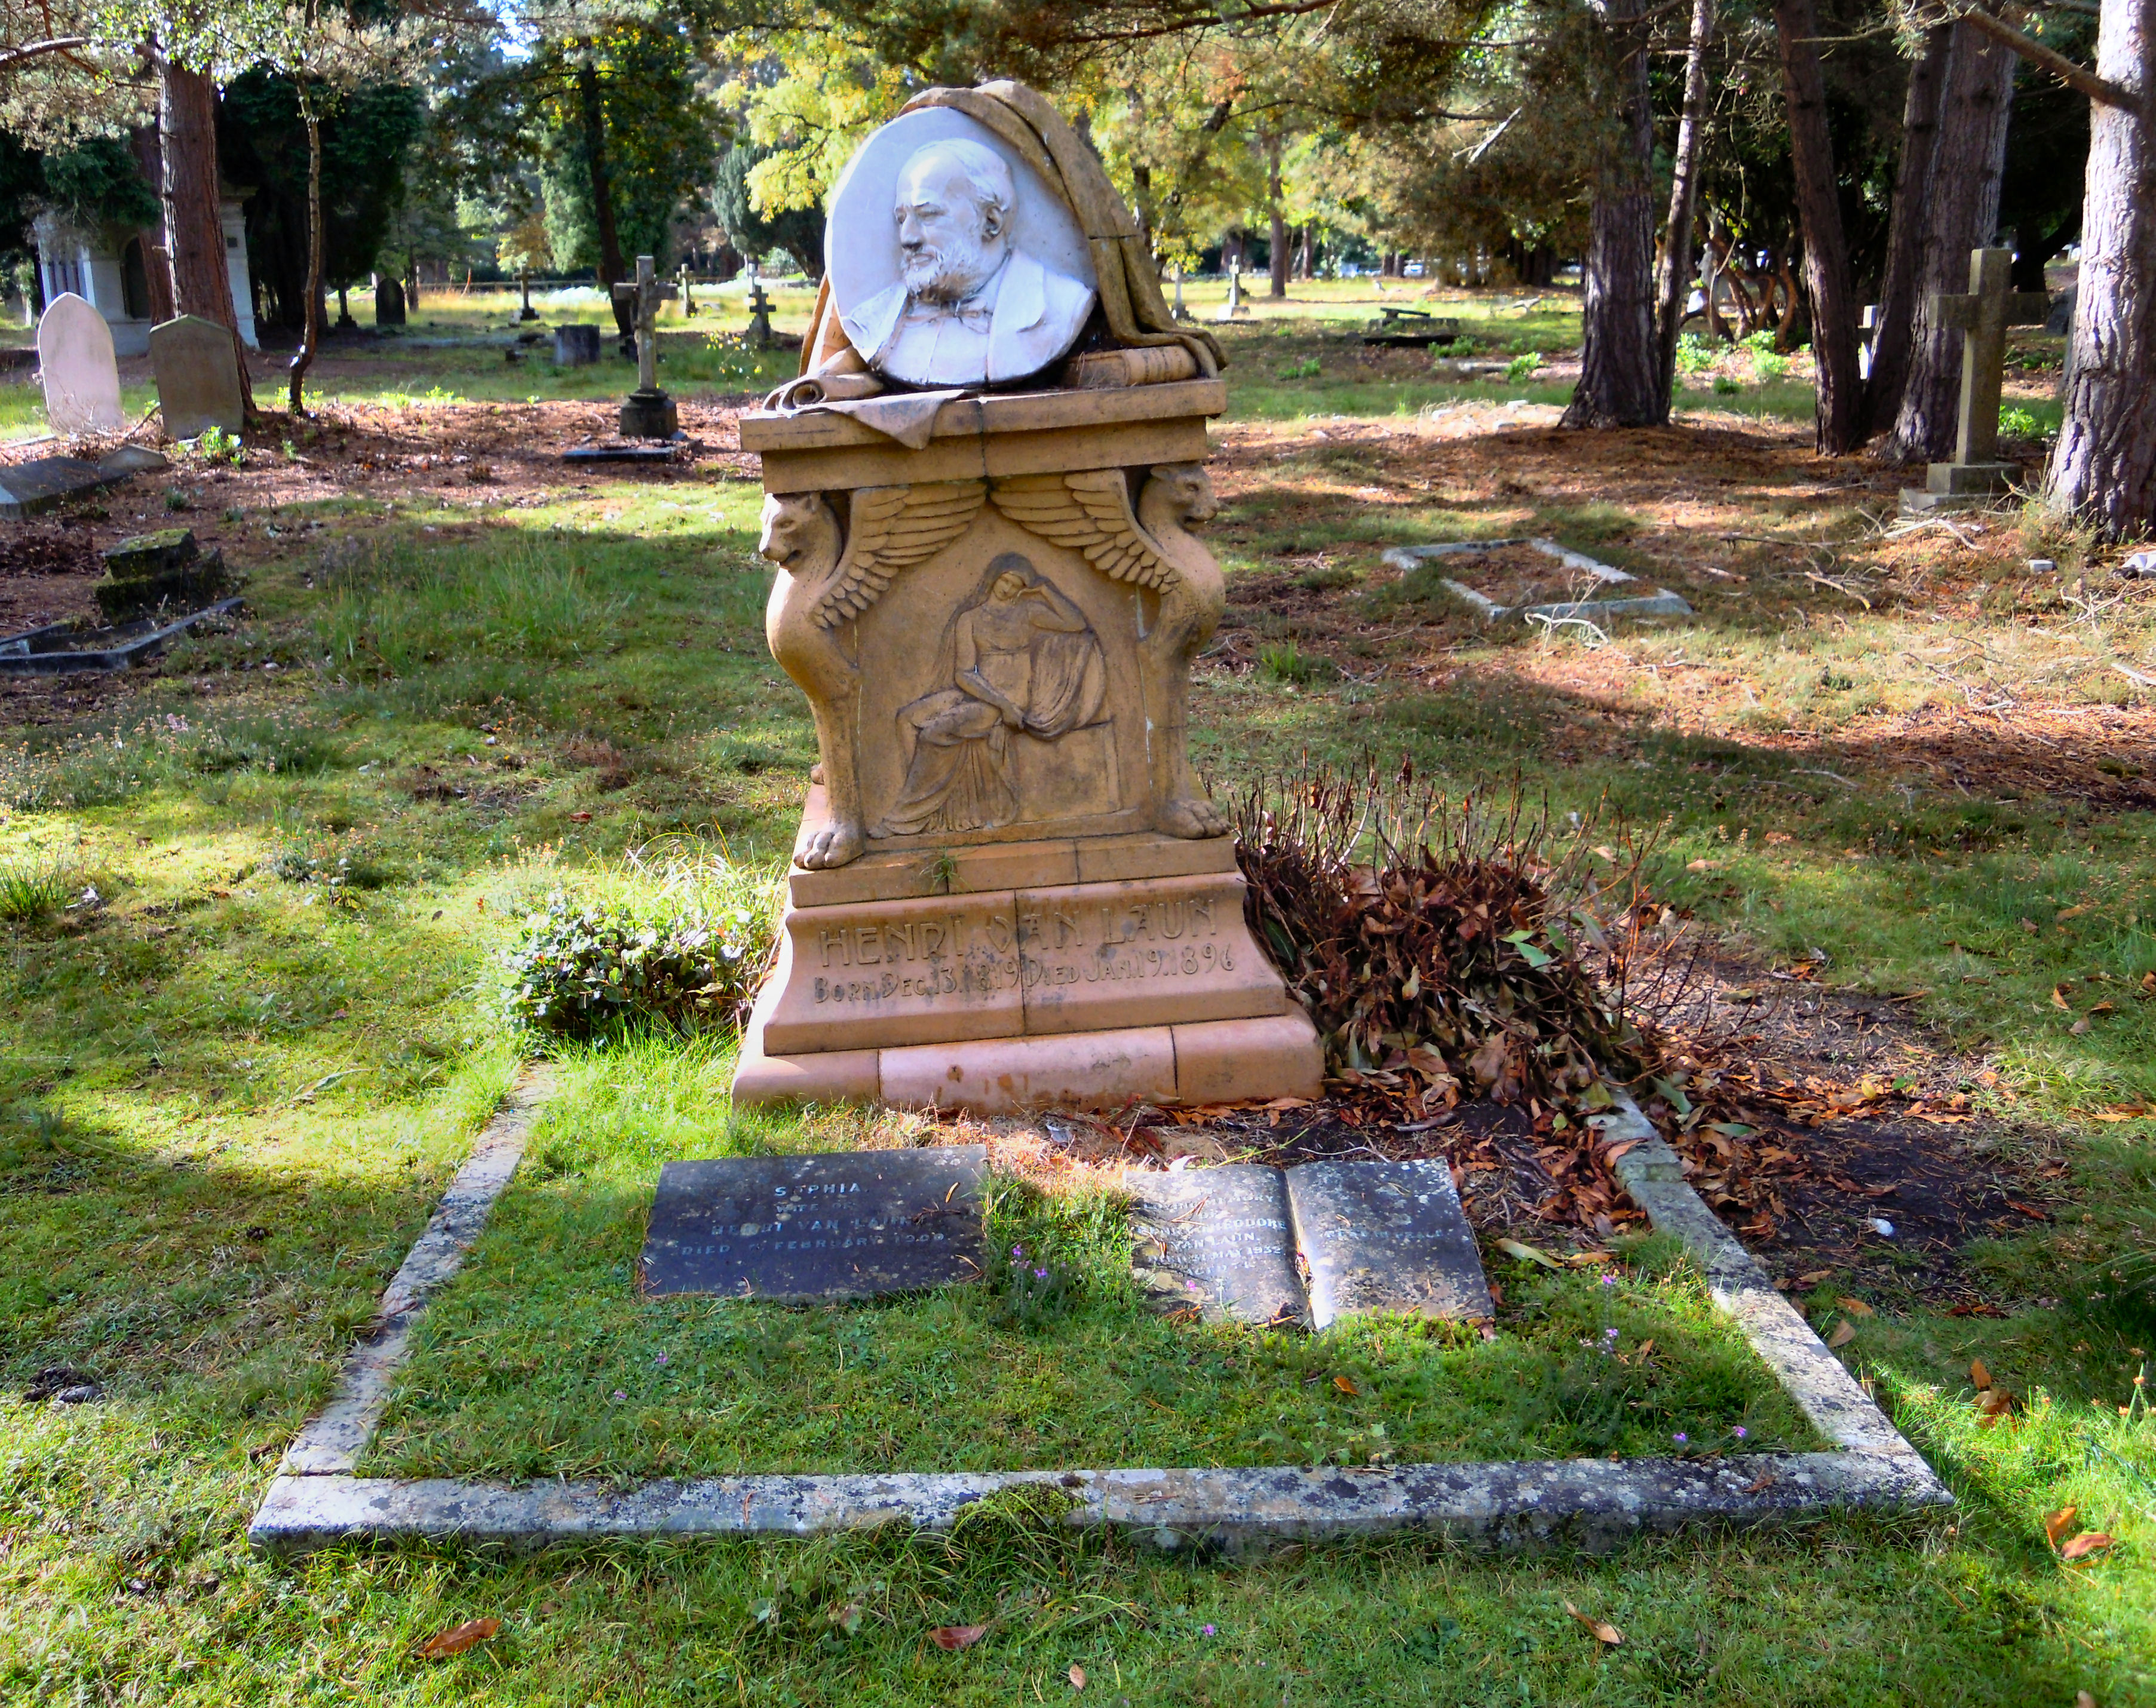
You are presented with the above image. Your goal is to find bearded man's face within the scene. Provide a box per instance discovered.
[894,157,1004,302]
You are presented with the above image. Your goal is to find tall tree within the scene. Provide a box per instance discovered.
[2042,0,2156,534]
[1562,0,1660,430]
[1863,19,1953,436]
[1769,0,1866,453]
[1888,19,2017,464]
[1652,0,1715,413]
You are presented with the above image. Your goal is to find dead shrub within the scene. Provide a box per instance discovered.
[1234,758,1656,1111]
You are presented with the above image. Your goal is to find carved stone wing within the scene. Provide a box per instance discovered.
[812,480,986,628]
[989,470,1180,591]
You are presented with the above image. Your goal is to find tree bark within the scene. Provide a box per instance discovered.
[1563,0,1661,429]
[1267,140,1287,299]
[157,57,254,416]
[1863,20,1953,435]
[1769,0,1866,453]
[1653,0,1715,411]
[1889,22,2018,462]
[2046,0,2156,536]
[287,101,323,415]
[577,54,632,344]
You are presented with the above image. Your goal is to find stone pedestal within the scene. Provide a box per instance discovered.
[734,380,1322,1112]
[1899,460,2019,514]
[618,388,679,440]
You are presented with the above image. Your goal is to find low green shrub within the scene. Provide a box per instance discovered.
[1503,351,1542,382]
[502,889,774,1038]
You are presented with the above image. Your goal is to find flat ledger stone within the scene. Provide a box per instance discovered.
[1129,1166,1305,1326]
[641,1146,988,1299]
[1287,1159,1493,1330]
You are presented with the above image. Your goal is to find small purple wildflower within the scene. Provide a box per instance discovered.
[1673,1432,1688,1444]
[655,1353,668,1366]
[1600,1273,1618,1288]
[1034,1267,1049,1280]
[1605,1326,1620,1339]
[1203,1624,1216,1636]
[1012,1244,1025,1259]
[613,1390,627,1403]
[1733,1425,1748,1439]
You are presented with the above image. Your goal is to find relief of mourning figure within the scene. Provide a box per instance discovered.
[871,555,1108,839]
[841,138,1097,389]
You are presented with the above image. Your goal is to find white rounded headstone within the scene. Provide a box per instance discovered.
[825,107,1097,388]
[37,294,124,437]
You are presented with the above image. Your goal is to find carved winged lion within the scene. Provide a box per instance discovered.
[810,481,987,629]
[988,470,1181,592]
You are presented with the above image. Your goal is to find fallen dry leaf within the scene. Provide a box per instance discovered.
[2055,903,2091,923]
[929,1624,989,1651]
[1836,1296,1875,1318]
[2051,985,2072,1010]
[1971,1358,1992,1391]
[1496,1238,1562,1271]
[2045,1505,2079,1548]
[416,1617,501,1660]
[1069,1663,1087,1689]
[1828,1320,1858,1349]
[1797,1268,1834,1285]
[1333,1375,1361,1396]
[1743,1473,1777,1494]
[2076,1692,2096,1708]
[568,811,593,823]
[2060,1532,2115,1562]
[1562,1600,1623,1646]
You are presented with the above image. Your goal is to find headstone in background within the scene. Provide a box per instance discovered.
[611,254,679,439]
[37,293,124,437]
[1129,1166,1305,1326]
[1902,247,2050,511]
[149,315,246,440]
[2045,283,2076,336]
[640,1145,988,1299]
[375,277,407,326]
[93,526,229,621]
[553,323,600,367]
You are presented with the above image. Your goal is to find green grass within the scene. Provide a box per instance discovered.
[3,298,2155,1704]
[366,1033,1809,1482]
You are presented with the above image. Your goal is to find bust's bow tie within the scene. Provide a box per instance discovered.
[903,293,995,332]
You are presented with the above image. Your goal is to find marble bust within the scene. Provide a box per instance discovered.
[838,139,1096,389]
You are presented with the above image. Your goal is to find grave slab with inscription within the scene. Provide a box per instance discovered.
[642,1146,987,1299]
[730,80,1320,1114]
[1128,1158,1493,1330]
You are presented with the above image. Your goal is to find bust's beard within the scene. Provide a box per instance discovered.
[902,229,999,303]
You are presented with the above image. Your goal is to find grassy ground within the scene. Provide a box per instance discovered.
[2,300,2153,1704]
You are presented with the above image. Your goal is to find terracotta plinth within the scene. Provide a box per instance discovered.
[730,81,1317,1112]
[734,384,1320,1111]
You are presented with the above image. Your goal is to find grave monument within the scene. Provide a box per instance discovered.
[1900,247,2050,513]
[37,293,124,437]
[732,82,1321,1114]
[149,315,247,439]
[613,254,679,439]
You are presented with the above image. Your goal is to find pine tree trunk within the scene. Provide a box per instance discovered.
[1864,20,1953,434]
[1653,0,1716,411]
[1771,0,1866,452]
[1563,0,1661,430]
[2047,0,2156,536]
[578,56,632,344]
[1267,142,1287,299]
[287,103,323,415]
[157,56,254,415]
[1889,23,2017,462]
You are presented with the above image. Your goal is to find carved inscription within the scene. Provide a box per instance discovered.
[641,1148,987,1299]
[808,887,1226,1008]
[1128,1166,1305,1326]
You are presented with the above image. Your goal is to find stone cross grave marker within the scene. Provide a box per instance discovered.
[611,254,679,438]
[640,1146,987,1299]
[517,266,538,322]
[1913,247,2050,504]
[37,294,124,437]
[677,260,697,317]
[149,315,246,440]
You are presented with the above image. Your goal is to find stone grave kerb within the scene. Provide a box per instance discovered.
[1903,247,2050,512]
[612,254,679,439]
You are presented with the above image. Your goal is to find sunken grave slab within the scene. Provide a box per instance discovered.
[1288,1158,1493,1329]
[1382,538,1692,624]
[0,456,117,519]
[641,1146,988,1299]
[1129,1157,1493,1329]
[1129,1166,1305,1326]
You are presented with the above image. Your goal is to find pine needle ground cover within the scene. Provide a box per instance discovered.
[2,308,2152,1704]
